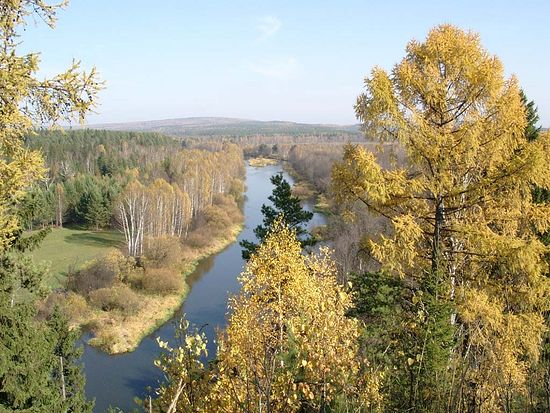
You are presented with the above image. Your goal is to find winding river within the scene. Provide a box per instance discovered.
[82,164,326,413]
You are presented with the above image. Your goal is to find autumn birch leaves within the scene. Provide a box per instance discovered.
[116,145,243,258]
[153,221,381,412]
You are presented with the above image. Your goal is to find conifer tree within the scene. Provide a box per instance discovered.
[240,173,314,259]
[47,307,94,413]
[0,1,99,410]
[333,24,550,412]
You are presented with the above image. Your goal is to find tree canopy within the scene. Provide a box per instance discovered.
[333,24,550,412]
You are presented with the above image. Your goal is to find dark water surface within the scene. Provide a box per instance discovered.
[82,164,326,412]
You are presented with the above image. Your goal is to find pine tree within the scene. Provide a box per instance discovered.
[240,173,314,259]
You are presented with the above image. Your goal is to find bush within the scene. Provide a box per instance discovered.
[204,205,231,231]
[126,267,146,290]
[143,237,182,269]
[88,284,143,316]
[65,292,90,321]
[67,249,136,294]
[141,268,183,295]
[185,226,214,249]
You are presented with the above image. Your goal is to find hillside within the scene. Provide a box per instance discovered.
[79,117,361,138]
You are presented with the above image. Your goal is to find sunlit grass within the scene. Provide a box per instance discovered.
[30,227,124,289]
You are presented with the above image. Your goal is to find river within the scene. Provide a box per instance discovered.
[82,163,326,412]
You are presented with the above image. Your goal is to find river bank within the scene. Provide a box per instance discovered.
[81,222,244,354]
[82,163,327,413]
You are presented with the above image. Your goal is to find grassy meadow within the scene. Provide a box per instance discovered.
[31,227,124,289]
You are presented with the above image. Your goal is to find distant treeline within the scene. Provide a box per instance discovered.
[21,129,244,231]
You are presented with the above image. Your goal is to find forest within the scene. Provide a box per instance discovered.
[1,1,549,413]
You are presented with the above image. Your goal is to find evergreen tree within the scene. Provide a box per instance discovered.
[522,90,542,142]
[47,307,94,413]
[240,173,314,260]
[0,251,93,412]
[82,188,110,229]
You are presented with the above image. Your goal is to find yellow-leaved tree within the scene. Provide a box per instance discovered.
[0,0,101,250]
[153,220,380,412]
[332,25,550,412]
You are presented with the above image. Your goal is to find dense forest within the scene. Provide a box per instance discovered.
[1,2,550,413]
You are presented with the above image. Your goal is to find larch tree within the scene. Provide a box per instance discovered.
[0,0,101,250]
[332,25,550,412]
[0,0,99,411]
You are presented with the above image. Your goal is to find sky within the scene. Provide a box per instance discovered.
[20,0,550,126]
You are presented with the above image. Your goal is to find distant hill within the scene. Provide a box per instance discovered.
[79,117,361,139]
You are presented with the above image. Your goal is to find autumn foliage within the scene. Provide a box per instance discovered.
[333,25,550,412]
[153,221,380,412]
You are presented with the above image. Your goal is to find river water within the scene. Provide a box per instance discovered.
[82,164,326,412]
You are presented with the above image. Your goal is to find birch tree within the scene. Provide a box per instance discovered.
[117,181,149,257]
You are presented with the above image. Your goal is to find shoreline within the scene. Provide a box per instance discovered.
[81,222,244,354]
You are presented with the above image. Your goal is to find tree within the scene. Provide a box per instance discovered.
[152,220,380,412]
[116,180,149,258]
[333,24,550,412]
[0,0,100,250]
[0,251,93,412]
[520,91,550,412]
[81,187,110,229]
[47,307,94,413]
[0,1,99,410]
[240,173,314,259]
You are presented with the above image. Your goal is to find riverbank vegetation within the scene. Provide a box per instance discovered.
[27,131,246,352]
[148,25,550,413]
[248,156,278,167]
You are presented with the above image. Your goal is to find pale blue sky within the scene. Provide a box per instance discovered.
[21,0,550,126]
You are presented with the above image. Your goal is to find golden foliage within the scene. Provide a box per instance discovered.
[332,25,550,411]
[154,221,381,412]
[0,0,101,249]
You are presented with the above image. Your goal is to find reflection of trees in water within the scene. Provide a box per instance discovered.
[184,254,217,288]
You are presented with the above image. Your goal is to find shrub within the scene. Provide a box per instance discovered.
[204,204,231,229]
[143,237,182,269]
[184,230,211,250]
[141,268,183,295]
[88,284,143,316]
[67,248,136,294]
[126,267,146,290]
[64,292,90,321]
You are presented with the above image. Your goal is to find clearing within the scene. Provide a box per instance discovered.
[31,227,124,289]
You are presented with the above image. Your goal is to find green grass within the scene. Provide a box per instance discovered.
[30,227,124,289]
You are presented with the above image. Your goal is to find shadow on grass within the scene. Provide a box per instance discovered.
[64,232,122,248]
